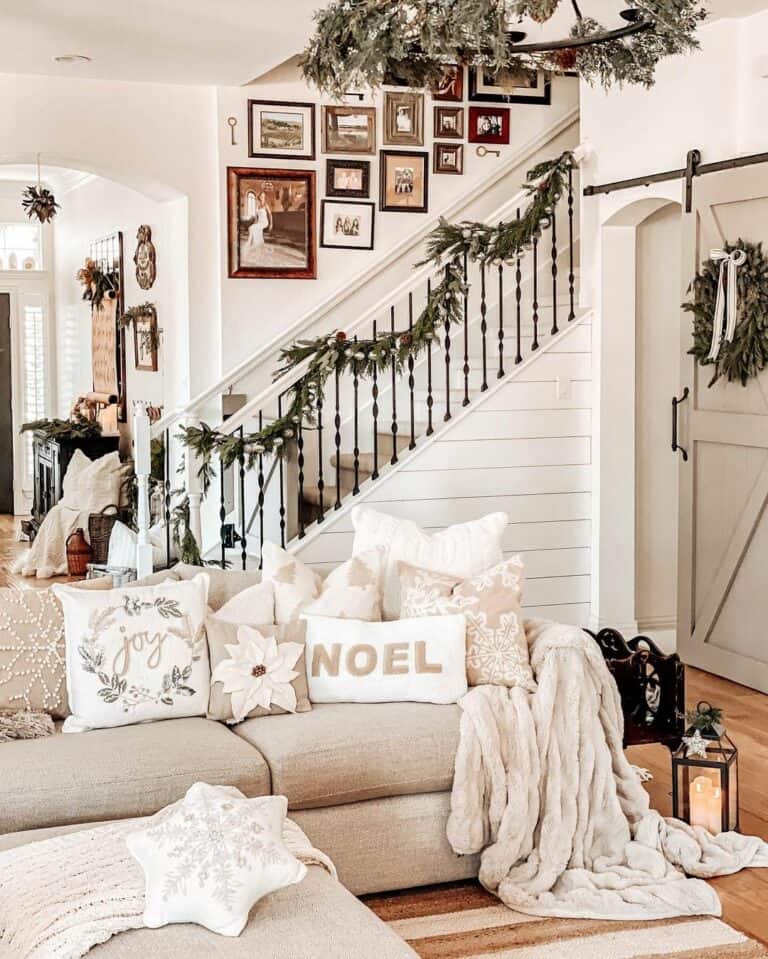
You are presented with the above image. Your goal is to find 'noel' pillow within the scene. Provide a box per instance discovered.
[261,542,384,624]
[53,574,210,732]
[398,556,534,690]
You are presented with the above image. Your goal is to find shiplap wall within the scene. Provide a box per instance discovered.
[296,318,592,626]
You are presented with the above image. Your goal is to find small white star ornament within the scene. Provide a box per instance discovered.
[682,729,710,759]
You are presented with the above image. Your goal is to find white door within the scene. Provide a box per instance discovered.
[677,164,768,692]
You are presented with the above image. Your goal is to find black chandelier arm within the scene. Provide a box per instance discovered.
[507,18,653,53]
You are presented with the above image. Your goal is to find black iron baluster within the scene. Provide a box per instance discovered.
[371,319,379,480]
[390,306,399,464]
[238,426,247,571]
[408,293,416,449]
[277,395,286,548]
[334,363,342,508]
[444,266,452,421]
[353,336,360,494]
[296,419,305,539]
[256,412,264,565]
[219,452,226,568]
[164,428,171,568]
[551,207,558,336]
[568,162,576,323]
[480,260,488,391]
[498,263,505,378]
[532,235,540,351]
[462,251,470,406]
[316,386,325,522]
[515,210,523,365]
[426,278,434,436]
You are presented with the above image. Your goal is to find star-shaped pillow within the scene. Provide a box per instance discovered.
[126,783,306,936]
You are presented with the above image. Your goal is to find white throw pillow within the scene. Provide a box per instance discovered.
[126,783,307,937]
[351,505,508,619]
[61,449,124,513]
[261,541,384,624]
[213,580,274,626]
[53,574,210,732]
[107,521,178,571]
[303,613,468,705]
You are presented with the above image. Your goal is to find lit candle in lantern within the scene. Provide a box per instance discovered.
[689,776,722,834]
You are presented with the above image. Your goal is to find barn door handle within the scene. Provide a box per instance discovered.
[672,388,690,461]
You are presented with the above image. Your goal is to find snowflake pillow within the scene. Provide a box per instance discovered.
[206,618,311,723]
[261,541,384,624]
[398,557,535,690]
[126,783,307,937]
[53,574,210,732]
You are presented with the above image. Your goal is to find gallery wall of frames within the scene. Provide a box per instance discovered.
[225,65,555,282]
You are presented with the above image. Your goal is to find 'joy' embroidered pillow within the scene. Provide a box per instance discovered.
[398,556,535,690]
[303,613,468,705]
[53,574,210,732]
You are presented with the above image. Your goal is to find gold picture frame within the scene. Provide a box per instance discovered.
[383,92,424,147]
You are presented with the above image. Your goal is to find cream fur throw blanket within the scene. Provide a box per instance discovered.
[448,618,768,920]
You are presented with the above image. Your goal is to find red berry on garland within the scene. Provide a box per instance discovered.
[336,331,347,342]
[553,47,578,72]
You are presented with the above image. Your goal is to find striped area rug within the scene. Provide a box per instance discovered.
[365,881,768,959]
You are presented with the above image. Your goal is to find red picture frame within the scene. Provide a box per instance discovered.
[467,106,510,145]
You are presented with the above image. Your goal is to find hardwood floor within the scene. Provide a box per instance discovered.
[1,515,766,942]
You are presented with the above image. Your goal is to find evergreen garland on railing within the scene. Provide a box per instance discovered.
[177,148,576,493]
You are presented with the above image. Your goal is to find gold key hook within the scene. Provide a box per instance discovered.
[227,116,238,146]
[476,145,501,158]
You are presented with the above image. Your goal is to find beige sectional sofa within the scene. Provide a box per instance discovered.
[0,564,478,956]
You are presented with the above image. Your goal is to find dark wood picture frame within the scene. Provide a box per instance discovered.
[321,105,376,155]
[320,199,375,250]
[325,159,371,198]
[379,150,429,214]
[468,66,551,104]
[432,65,464,102]
[433,142,463,175]
[433,106,464,140]
[227,167,316,280]
[133,308,159,372]
[468,106,511,145]
[248,99,316,161]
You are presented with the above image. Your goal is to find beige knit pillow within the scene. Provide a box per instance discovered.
[398,556,535,690]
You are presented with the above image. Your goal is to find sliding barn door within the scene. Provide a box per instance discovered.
[677,164,768,692]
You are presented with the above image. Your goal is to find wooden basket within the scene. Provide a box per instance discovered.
[88,505,120,565]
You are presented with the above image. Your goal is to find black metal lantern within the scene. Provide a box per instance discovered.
[672,702,739,834]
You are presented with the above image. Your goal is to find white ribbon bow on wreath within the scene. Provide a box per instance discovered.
[708,248,747,361]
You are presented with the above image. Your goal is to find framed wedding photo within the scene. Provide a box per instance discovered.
[322,105,376,155]
[321,199,375,250]
[326,159,370,198]
[434,106,464,140]
[227,167,316,279]
[432,64,464,102]
[468,107,510,145]
[433,142,463,175]
[379,151,429,213]
[248,100,316,161]
[468,66,551,104]
[384,92,424,147]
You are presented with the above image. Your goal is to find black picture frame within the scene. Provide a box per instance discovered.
[320,199,375,250]
[325,159,371,198]
[468,67,551,104]
[379,150,429,214]
[248,99,316,161]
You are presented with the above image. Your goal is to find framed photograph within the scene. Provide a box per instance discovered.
[384,92,424,147]
[322,106,376,155]
[227,167,316,279]
[468,107,510,145]
[432,64,464,102]
[321,200,375,250]
[433,143,463,175]
[325,159,370,198]
[379,151,429,213]
[434,106,464,140]
[468,66,551,104]
[248,100,316,160]
[134,310,159,372]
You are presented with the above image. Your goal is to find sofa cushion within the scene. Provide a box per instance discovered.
[173,563,262,611]
[0,717,271,834]
[234,701,461,809]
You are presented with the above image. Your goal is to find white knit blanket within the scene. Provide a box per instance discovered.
[448,618,768,920]
[0,815,335,959]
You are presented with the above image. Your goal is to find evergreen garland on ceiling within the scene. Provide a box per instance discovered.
[301,0,707,97]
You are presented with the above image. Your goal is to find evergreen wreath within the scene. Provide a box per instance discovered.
[301,0,706,98]
[684,240,768,387]
[178,149,575,489]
